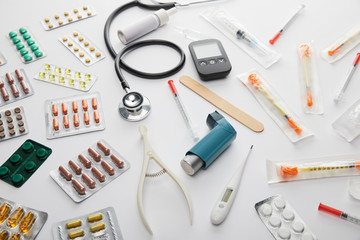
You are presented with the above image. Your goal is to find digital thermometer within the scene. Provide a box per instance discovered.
[189,39,232,80]
[210,145,253,225]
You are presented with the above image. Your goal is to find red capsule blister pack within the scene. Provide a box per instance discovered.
[50,140,130,202]
[44,92,105,139]
[0,69,34,107]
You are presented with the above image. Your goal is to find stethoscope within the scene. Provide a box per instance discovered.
[103,0,220,121]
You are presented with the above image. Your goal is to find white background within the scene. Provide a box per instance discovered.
[1,0,360,239]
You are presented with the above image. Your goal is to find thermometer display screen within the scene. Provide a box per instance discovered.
[222,189,233,203]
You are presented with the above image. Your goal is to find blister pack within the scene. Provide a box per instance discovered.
[42,6,96,30]
[297,43,323,114]
[0,69,34,107]
[267,154,360,184]
[238,70,313,142]
[333,98,360,142]
[52,207,123,240]
[255,195,317,240]
[59,31,104,66]
[50,140,130,202]
[321,23,360,63]
[8,27,46,63]
[0,106,28,142]
[0,139,52,188]
[0,197,48,240]
[34,64,97,91]
[44,92,105,139]
[202,8,280,69]
[0,52,7,66]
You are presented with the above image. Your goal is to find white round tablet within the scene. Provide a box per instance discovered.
[269,216,281,228]
[261,204,272,217]
[292,221,304,233]
[301,233,314,240]
[277,227,291,240]
[274,198,286,210]
[282,209,295,221]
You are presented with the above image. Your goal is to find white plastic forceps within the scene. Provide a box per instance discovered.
[138,125,193,234]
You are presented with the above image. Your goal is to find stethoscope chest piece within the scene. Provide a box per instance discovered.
[119,92,151,121]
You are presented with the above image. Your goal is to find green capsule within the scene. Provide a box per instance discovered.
[34,51,43,58]
[9,32,17,38]
[12,174,24,186]
[16,43,24,50]
[20,49,28,56]
[12,37,20,44]
[0,167,9,178]
[19,28,27,34]
[36,148,48,160]
[27,39,35,46]
[30,45,39,52]
[23,34,31,40]
[23,55,33,62]
[24,161,36,172]
[22,141,34,152]
[9,154,21,165]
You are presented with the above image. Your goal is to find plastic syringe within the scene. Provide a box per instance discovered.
[318,203,360,225]
[334,52,360,103]
[168,80,199,142]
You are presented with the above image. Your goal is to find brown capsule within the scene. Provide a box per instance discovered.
[88,148,101,162]
[97,141,110,156]
[8,123,14,130]
[6,73,14,84]
[9,129,15,136]
[0,126,4,132]
[7,117,12,123]
[0,132,5,139]
[14,107,21,113]
[10,84,19,98]
[101,161,115,176]
[0,77,4,88]
[69,160,82,175]
[5,110,11,116]
[84,112,90,125]
[16,114,22,121]
[1,88,9,101]
[78,154,91,168]
[63,115,69,129]
[0,120,2,125]
[110,154,124,169]
[94,111,100,124]
[72,179,85,195]
[59,166,72,181]
[81,173,95,189]
[91,167,105,182]
[20,81,29,94]
[18,121,24,127]
[53,118,59,131]
[73,114,79,127]
[19,127,25,133]
[15,69,23,81]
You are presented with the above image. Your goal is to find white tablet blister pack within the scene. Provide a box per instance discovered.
[255,195,317,240]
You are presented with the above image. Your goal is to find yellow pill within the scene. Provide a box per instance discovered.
[78,37,84,42]
[9,233,20,240]
[68,42,73,47]
[59,76,65,84]
[87,12,92,16]
[45,64,50,70]
[96,52,101,58]
[85,58,91,63]
[73,9,78,13]
[0,230,9,240]
[74,47,79,52]
[69,79,74,86]
[58,20,63,25]
[49,74,55,81]
[80,81,86,89]
[90,46,95,52]
[90,222,105,233]
[39,72,45,79]
[19,212,36,233]
[73,32,78,37]
[68,17,73,22]
[55,67,61,74]
[75,72,81,79]
[62,37,68,42]
[45,17,50,23]
[64,11,69,16]
[79,52,84,57]
[84,41,89,47]
[85,74,91,80]
[65,68,71,74]
[48,24,53,29]
[68,229,84,239]
[66,219,82,229]
[83,6,88,10]
[87,213,102,223]
[54,14,60,19]
[0,203,11,224]
[77,15,82,19]
[8,207,24,228]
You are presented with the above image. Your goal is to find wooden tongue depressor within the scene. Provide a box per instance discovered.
[179,75,264,133]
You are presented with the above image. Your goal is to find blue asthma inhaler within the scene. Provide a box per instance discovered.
[180,111,237,175]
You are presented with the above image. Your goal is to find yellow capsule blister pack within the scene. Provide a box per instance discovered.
[0,197,48,240]
[34,64,97,92]
[41,6,96,31]
[59,31,105,66]
[52,207,124,240]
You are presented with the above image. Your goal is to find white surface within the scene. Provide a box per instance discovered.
[1,0,360,239]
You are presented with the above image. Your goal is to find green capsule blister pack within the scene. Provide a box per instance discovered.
[8,27,46,63]
[0,139,52,187]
